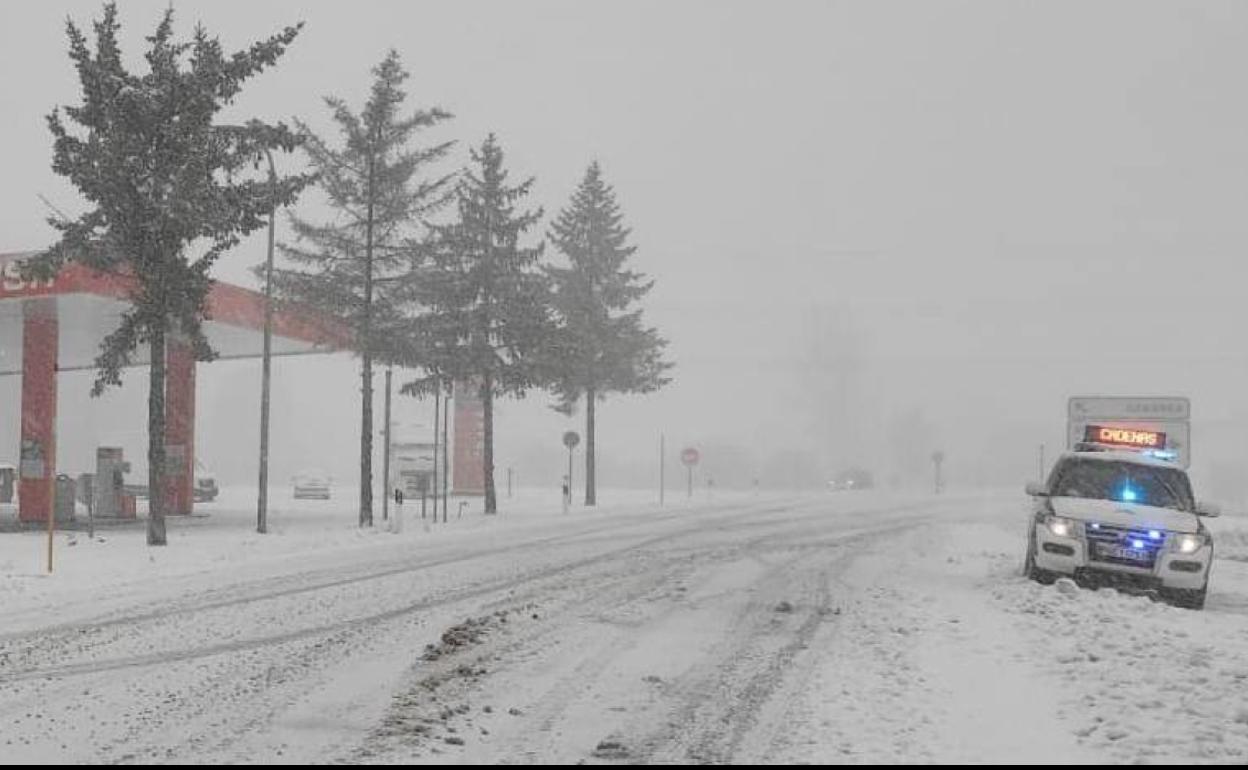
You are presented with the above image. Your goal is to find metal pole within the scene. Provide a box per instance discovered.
[431,388,439,521]
[382,367,392,522]
[257,148,276,535]
[1038,443,1045,483]
[687,464,692,499]
[659,433,665,506]
[508,466,513,499]
[442,384,450,523]
[46,494,54,574]
[568,446,574,505]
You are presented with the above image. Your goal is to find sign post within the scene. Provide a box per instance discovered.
[932,450,945,495]
[659,434,666,506]
[681,447,700,499]
[47,485,54,574]
[563,431,580,512]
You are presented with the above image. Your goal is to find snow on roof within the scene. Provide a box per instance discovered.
[1,249,349,374]
[1058,448,1185,470]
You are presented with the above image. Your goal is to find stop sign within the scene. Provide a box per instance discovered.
[563,431,581,449]
[681,447,700,466]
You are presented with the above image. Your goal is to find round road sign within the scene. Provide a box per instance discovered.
[681,447,700,466]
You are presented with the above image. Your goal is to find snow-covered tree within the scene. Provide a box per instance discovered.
[545,162,672,505]
[270,50,454,527]
[27,4,311,545]
[405,135,550,514]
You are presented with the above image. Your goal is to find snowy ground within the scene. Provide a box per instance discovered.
[2,487,1248,764]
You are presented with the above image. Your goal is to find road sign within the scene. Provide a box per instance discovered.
[563,431,580,449]
[681,447,700,466]
[1066,396,1190,468]
[1068,396,1189,421]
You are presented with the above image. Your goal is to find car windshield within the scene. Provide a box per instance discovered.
[1048,457,1195,512]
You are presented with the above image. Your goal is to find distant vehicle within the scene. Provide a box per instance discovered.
[123,482,149,500]
[293,470,332,500]
[122,458,218,502]
[828,468,874,491]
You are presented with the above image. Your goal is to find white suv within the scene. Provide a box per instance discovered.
[1024,449,1218,609]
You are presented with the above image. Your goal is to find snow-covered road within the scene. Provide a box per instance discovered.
[3,489,1248,764]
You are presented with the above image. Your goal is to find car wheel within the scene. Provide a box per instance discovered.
[1024,533,1057,585]
[1161,586,1207,611]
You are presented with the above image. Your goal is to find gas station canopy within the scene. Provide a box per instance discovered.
[0,251,348,375]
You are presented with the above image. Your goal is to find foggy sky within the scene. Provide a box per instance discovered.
[2,1,1247,501]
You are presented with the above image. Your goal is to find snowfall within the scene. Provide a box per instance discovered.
[2,486,1248,764]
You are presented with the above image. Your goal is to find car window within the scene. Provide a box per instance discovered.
[1049,458,1194,512]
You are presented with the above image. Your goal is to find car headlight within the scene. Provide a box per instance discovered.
[1045,516,1078,538]
[1172,533,1208,555]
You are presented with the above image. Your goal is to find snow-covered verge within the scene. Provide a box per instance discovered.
[1209,513,1248,566]
[775,494,1248,765]
[994,510,1248,764]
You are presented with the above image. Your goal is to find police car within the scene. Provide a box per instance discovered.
[1023,426,1218,610]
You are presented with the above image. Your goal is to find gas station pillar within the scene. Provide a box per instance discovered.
[18,300,57,524]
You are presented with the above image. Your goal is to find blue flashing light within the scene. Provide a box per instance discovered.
[1132,539,1145,549]
[1148,530,1161,540]
[1091,523,1101,529]
[1120,486,1138,503]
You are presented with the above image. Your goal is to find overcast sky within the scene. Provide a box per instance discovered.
[2,1,1248,499]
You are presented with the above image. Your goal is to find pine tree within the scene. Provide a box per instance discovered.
[271,50,454,527]
[408,134,550,514]
[546,162,672,506]
[26,4,311,545]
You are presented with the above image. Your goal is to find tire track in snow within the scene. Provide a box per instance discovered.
[0,500,846,684]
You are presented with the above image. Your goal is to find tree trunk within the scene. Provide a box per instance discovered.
[360,352,374,527]
[585,388,597,506]
[147,330,168,546]
[359,152,376,528]
[483,376,497,514]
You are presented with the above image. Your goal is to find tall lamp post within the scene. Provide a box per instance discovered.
[256,144,277,534]
[215,123,278,535]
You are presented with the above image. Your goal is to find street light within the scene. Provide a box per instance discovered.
[216,123,277,535]
[257,145,276,534]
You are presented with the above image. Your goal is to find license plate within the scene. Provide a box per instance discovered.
[1099,545,1150,562]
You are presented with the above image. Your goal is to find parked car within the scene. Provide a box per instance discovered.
[1024,447,1216,610]
[293,470,332,500]
[121,459,217,502]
